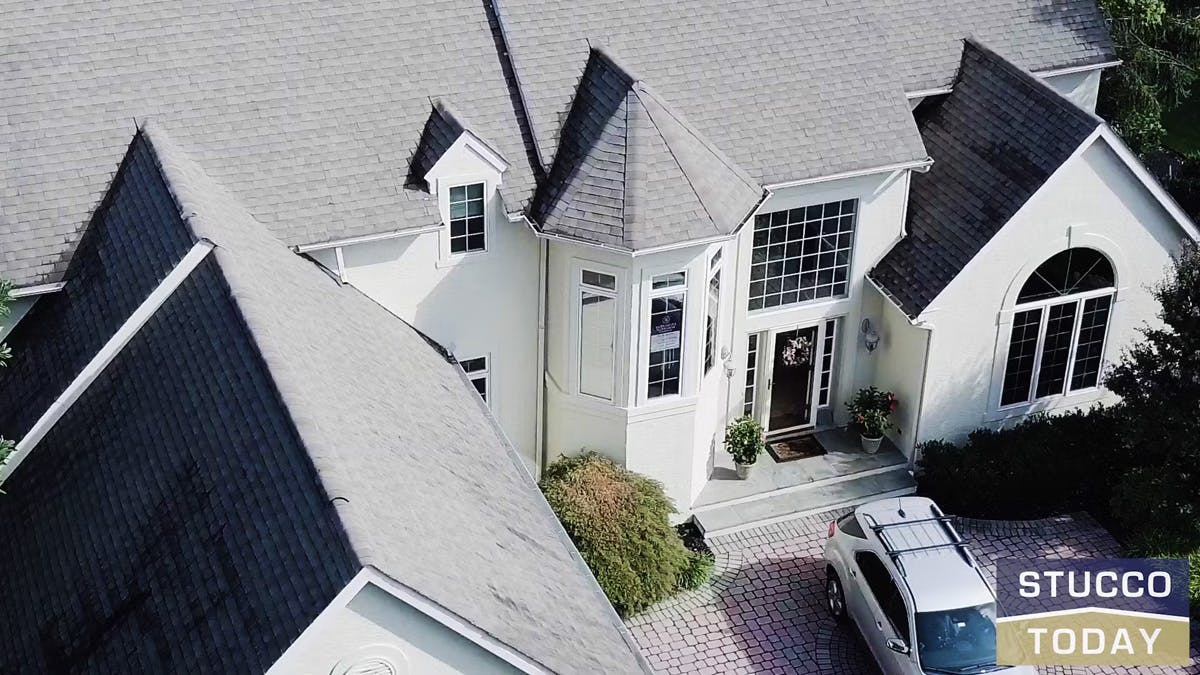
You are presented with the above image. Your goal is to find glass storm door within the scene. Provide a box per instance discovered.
[767,325,819,434]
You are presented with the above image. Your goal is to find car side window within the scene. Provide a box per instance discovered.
[854,551,911,642]
[837,513,867,539]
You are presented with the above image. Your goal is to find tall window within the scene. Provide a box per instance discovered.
[704,250,722,374]
[648,272,686,399]
[818,319,838,407]
[749,199,856,311]
[459,356,490,403]
[744,334,759,416]
[1000,248,1115,407]
[579,270,617,400]
[449,183,486,254]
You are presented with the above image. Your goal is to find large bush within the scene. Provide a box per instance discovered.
[539,452,710,617]
[916,408,1126,520]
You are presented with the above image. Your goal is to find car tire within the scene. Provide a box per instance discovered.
[826,569,848,622]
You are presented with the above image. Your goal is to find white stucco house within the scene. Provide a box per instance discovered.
[2,0,1198,641]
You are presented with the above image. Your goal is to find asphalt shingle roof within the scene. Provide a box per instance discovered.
[870,40,1102,318]
[531,49,765,251]
[0,0,537,288]
[0,125,650,674]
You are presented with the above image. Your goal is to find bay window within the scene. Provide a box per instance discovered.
[579,270,617,400]
[648,272,686,399]
[704,250,722,374]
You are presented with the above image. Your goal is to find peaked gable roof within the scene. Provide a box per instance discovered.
[531,49,764,250]
[408,100,509,191]
[871,40,1102,319]
[0,125,650,674]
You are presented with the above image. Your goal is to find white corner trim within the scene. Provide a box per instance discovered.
[10,282,66,298]
[1094,126,1200,241]
[361,566,553,674]
[0,240,215,486]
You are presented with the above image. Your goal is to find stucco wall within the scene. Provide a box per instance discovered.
[915,139,1189,447]
[269,579,520,675]
[870,286,930,456]
[316,190,541,468]
[1043,69,1102,112]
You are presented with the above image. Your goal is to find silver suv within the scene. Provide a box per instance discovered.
[823,496,1036,675]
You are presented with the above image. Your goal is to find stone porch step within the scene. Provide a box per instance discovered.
[692,465,917,538]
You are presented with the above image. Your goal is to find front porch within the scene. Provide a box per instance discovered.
[690,427,915,537]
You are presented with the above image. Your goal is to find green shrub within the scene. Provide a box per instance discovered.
[539,452,708,617]
[1128,532,1200,617]
[916,407,1126,520]
[724,415,765,465]
[678,551,715,591]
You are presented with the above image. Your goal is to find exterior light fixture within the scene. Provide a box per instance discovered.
[861,318,881,353]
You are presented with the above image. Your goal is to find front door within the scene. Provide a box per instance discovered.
[767,325,819,434]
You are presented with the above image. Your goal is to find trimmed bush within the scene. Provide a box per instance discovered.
[1129,533,1200,617]
[539,452,711,617]
[916,407,1126,521]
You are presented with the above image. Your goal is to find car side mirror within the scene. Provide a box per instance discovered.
[885,637,910,655]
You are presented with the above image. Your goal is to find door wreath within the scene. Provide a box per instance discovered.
[780,335,813,367]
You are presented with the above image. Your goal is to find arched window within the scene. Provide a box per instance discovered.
[1000,248,1115,407]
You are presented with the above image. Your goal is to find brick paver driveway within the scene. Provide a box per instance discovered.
[627,510,1200,675]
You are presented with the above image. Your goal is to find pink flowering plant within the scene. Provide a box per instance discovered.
[846,386,898,439]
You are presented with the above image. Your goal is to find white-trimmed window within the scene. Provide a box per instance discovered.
[749,199,856,311]
[579,270,618,400]
[459,356,490,403]
[704,250,722,374]
[449,183,486,254]
[647,272,686,399]
[744,334,759,416]
[818,318,838,407]
[999,248,1115,407]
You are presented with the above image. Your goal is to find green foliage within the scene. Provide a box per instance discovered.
[539,452,708,617]
[723,415,765,465]
[845,386,897,438]
[916,408,1127,520]
[1103,242,1200,544]
[1098,0,1200,153]
[677,550,715,591]
[1128,533,1200,615]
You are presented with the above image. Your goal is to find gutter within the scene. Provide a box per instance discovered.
[293,225,441,253]
[904,59,1123,100]
[10,282,66,298]
[763,158,933,191]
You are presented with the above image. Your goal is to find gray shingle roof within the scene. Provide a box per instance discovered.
[0,0,538,288]
[531,49,765,250]
[870,40,1101,319]
[408,101,469,190]
[0,124,650,674]
[496,0,930,188]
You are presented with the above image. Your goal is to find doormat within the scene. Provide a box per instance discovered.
[766,435,827,463]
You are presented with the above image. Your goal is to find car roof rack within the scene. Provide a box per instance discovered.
[859,503,977,577]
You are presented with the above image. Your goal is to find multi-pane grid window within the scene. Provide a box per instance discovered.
[818,319,837,407]
[749,199,856,311]
[744,334,759,416]
[579,270,618,401]
[1000,248,1115,407]
[648,272,686,399]
[459,356,489,403]
[704,251,722,374]
[449,183,485,254]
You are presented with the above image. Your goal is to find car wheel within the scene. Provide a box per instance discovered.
[826,569,847,621]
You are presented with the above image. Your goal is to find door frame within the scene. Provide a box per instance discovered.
[759,320,832,437]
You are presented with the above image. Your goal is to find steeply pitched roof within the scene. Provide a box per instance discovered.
[0,0,538,288]
[497,0,930,188]
[408,101,469,189]
[870,40,1101,318]
[531,49,764,250]
[0,125,650,674]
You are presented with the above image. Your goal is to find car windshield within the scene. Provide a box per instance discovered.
[915,603,997,673]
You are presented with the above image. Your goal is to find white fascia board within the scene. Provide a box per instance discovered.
[1095,126,1200,241]
[361,566,553,674]
[423,132,510,184]
[763,157,934,190]
[10,282,67,298]
[294,225,442,253]
[0,240,215,486]
[904,61,1121,99]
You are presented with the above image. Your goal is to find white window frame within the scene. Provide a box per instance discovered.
[643,270,688,403]
[703,250,723,376]
[996,287,1114,410]
[577,268,620,402]
[458,354,491,406]
[817,317,839,408]
[747,199,857,313]
[446,181,488,256]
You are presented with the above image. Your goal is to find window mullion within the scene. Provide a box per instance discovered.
[1027,306,1052,404]
[1062,298,1086,393]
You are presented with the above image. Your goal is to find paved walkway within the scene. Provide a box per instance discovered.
[627,510,1199,674]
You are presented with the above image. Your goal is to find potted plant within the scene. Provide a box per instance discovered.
[724,415,765,479]
[846,387,897,454]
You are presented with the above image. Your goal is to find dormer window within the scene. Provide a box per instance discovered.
[449,183,486,254]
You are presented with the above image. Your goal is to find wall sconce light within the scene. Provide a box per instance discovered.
[861,318,881,353]
[721,346,735,378]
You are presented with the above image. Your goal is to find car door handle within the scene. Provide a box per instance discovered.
[849,569,857,578]
[876,621,884,631]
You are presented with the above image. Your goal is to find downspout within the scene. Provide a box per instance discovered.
[535,237,549,475]
[910,320,934,467]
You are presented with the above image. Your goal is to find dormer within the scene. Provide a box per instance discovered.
[409,100,510,259]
